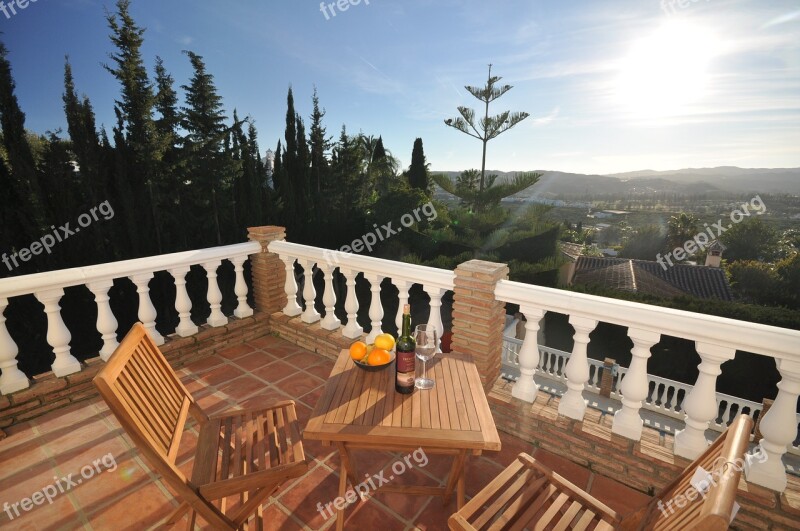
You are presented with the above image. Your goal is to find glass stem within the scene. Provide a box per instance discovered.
[422,358,426,380]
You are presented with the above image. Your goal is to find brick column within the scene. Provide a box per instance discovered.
[247,226,288,315]
[600,358,615,398]
[451,260,508,393]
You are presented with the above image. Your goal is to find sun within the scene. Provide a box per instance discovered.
[616,21,721,117]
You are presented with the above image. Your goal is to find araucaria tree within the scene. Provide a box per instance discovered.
[444,64,529,192]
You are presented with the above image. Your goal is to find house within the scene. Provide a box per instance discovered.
[568,256,734,300]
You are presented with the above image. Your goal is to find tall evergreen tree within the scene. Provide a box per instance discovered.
[407,138,428,192]
[104,0,160,254]
[308,88,330,198]
[444,64,529,192]
[0,41,47,237]
[181,50,232,245]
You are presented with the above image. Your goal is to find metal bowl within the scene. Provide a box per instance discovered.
[353,350,396,372]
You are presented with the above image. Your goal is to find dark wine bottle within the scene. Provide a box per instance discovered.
[395,304,415,394]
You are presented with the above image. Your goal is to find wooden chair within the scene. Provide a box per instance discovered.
[94,323,308,530]
[449,414,754,531]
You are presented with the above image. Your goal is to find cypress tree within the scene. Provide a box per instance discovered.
[407,137,428,192]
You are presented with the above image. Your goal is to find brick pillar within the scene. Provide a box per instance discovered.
[600,358,615,398]
[452,260,508,393]
[247,226,288,315]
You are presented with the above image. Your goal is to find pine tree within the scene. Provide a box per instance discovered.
[181,50,233,245]
[407,138,428,192]
[104,0,160,253]
[444,64,529,192]
[0,41,48,237]
[309,88,330,198]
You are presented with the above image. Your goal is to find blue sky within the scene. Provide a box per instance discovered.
[2,0,799,174]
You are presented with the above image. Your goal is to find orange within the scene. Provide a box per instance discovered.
[367,348,391,366]
[374,333,395,351]
[349,341,367,361]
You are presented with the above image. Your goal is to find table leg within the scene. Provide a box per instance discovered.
[457,458,466,509]
[336,443,360,491]
[336,462,346,531]
[443,449,468,506]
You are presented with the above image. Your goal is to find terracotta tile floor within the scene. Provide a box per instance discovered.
[0,335,649,530]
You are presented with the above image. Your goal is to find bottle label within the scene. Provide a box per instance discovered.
[396,350,415,387]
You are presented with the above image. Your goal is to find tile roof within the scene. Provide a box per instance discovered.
[572,256,733,301]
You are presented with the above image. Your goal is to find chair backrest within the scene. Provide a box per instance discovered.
[638,414,754,530]
[95,323,198,463]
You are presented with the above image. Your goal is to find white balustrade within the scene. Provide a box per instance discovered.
[170,266,198,337]
[319,263,340,331]
[364,273,384,344]
[130,274,165,344]
[423,285,445,351]
[341,267,363,339]
[35,289,81,377]
[674,343,736,458]
[232,256,253,319]
[0,242,260,394]
[299,260,320,324]
[0,297,28,394]
[87,280,119,361]
[746,359,800,491]
[613,328,661,440]
[512,307,545,402]
[559,316,597,420]
[203,261,227,328]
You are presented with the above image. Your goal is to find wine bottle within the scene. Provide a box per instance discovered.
[395,304,415,394]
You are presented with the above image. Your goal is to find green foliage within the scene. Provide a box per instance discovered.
[432,170,540,213]
[667,212,698,250]
[726,260,778,304]
[720,217,780,261]
[407,138,428,192]
[618,225,667,260]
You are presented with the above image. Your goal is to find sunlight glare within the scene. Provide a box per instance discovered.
[617,21,720,118]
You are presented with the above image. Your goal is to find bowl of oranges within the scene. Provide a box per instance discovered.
[349,333,396,372]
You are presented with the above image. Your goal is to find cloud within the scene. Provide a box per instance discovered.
[177,36,194,46]
[532,107,560,126]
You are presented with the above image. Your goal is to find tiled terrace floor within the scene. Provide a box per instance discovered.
[0,335,650,530]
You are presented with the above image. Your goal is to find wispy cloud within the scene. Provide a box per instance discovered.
[531,107,560,126]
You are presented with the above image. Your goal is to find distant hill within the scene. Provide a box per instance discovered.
[432,167,800,198]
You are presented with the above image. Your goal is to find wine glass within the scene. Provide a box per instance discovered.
[414,324,438,390]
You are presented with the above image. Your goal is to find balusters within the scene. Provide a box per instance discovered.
[512,307,545,402]
[423,285,445,352]
[319,263,340,331]
[341,268,363,339]
[612,328,660,440]
[35,289,82,376]
[364,273,384,344]
[745,359,800,492]
[87,280,119,361]
[299,259,320,324]
[169,266,198,337]
[558,316,597,420]
[674,343,736,459]
[394,280,410,332]
[203,261,228,327]
[130,274,165,345]
[232,256,253,318]
[280,255,302,317]
[0,297,28,394]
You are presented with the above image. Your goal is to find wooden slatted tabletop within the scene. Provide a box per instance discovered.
[305,349,501,530]
[305,350,501,451]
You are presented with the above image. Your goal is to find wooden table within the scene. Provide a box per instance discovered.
[304,350,501,530]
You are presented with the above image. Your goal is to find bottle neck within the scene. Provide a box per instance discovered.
[401,314,411,337]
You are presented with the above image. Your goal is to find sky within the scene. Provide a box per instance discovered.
[1,0,799,174]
